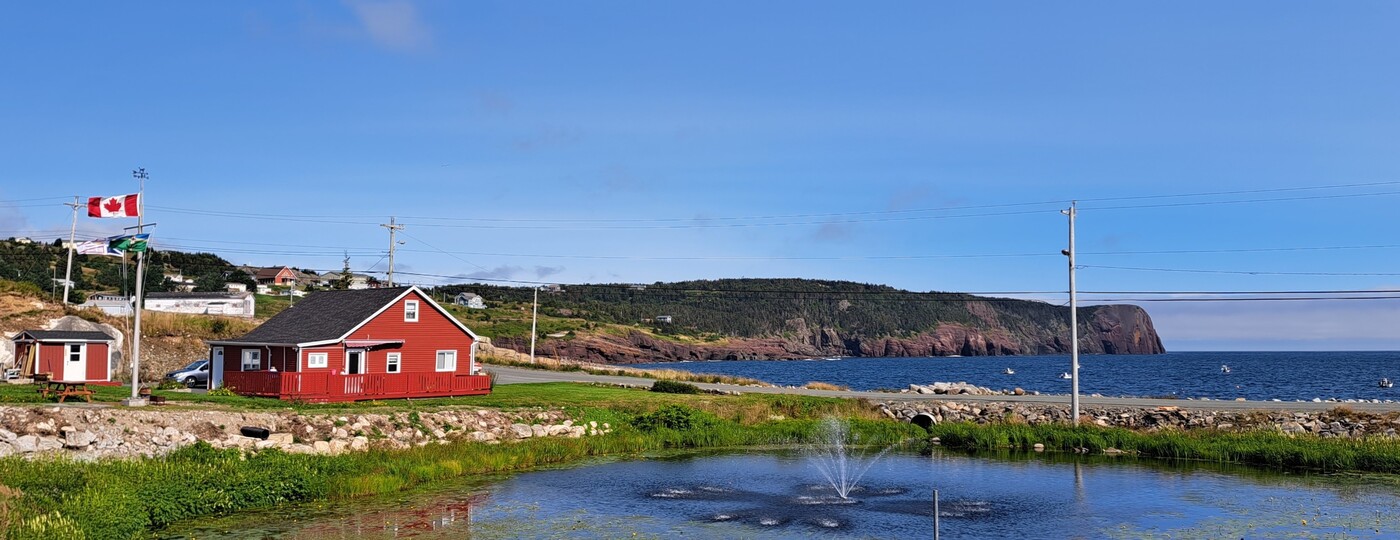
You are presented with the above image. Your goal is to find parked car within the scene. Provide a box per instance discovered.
[165,360,210,388]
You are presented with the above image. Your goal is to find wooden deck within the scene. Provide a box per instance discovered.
[222,371,491,402]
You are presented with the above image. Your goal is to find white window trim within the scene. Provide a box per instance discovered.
[404,300,419,322]
[386,352,401,373]
[435,350,456,372]
[66,343,84,364]
[242,349,261,371]
[307,352,328,369]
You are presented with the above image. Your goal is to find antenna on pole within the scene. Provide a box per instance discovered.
[125,167,151,406]
[381,217,404,286]
[62,196,80,304]
[1061,201,1080,425]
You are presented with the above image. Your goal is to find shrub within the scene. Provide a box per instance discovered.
[650,380,700,394]
[207,386,237,397]
[632,405,714,431]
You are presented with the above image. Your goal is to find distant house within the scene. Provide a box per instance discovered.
[655,315,674,324]
[290,269,320,288]
[207,286,489,402]
[454,292,486,309]
[319,272,371,290]
[146,291,256,317]
[163,273,196,292]
[225,282,247,293]
[80,293,132,316]
[252,266,296,286]
[11,329,117,384]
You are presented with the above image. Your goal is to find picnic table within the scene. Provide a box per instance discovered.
[36,381,94,403]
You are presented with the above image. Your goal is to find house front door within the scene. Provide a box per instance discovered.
[63,343,84,381]
[345,349,365,375]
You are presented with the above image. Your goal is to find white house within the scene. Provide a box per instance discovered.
[145,292,255,317]
[454,292,486,309]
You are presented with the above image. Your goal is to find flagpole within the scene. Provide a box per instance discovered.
[126,168,149,406]
[62,196,79,304]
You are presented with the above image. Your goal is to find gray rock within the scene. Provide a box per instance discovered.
[64,430,96,449]
[13,435,38,453]
[510,423,533,438]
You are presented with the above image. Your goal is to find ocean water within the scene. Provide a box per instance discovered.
[635,351,1400,401]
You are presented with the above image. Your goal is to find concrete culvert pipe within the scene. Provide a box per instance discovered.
[911,413,936,430]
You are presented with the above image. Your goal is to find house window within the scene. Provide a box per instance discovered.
[67,344,83,363]
[242,350,261,371]
[405,300,419,322]
[307,352,328,369]
[386,353,401,373]
[435,350,456,372]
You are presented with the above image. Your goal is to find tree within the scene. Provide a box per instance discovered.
[333,258,352,290]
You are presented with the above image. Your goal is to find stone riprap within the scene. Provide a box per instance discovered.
[0,406,612,460]
[880,400,1400,439]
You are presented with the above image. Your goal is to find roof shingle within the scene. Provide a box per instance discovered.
[217,287,410,345]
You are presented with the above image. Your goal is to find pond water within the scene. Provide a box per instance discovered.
[159,449,1400,539]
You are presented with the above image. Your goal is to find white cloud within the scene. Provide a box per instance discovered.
[343,0,432,52]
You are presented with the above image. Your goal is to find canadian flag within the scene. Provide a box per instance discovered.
[87,194,141,218]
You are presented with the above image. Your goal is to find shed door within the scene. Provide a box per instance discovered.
[210,347,224,389]
[63,343,85,381]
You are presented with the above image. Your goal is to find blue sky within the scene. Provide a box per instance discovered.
[3,1,1400,351]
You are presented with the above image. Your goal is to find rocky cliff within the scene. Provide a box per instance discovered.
[496,303,1165,364]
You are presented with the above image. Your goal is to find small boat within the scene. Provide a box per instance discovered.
[1381,378,1394,388]
[1220,365,1231,374]
[1058,372,1072,379]
[1003,368,1015,375]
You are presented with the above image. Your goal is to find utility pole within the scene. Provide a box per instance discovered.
[1061,201,1080,425]
[529,286,539,364]
[381,217,404,286]
[62,196,79,304]
[126,167,150,406]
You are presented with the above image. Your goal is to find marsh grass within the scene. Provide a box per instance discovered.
[802,381,850,391]
[928,422,1400,473]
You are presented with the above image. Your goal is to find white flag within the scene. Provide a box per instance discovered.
[76,239,119,257]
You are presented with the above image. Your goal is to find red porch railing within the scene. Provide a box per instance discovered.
[222,371,492,402]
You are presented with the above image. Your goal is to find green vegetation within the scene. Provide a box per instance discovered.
[0,386,918,539]
[0,238,254,301]
[253,293,292,319]
[928,422,1400,473]
[650,380,702,394]
[433,278,1105,344]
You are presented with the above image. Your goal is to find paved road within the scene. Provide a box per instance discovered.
[489,365,1400,413]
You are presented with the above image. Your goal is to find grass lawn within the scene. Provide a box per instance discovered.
[253,293,291,319]
[0,380,883,427]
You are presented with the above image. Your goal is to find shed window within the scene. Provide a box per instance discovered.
[67,344,83,363]
[242,350,261,371]
[435,350,456,372]
[405,300,419,322]
[307,353,328,369]
[386,353,401,373]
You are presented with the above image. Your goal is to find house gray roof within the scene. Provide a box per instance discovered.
[16,330,114,342]
[215,286,411,345]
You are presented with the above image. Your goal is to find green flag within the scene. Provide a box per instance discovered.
[109,233,149,253]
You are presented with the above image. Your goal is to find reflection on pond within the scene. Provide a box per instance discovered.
[159,449,1400,539]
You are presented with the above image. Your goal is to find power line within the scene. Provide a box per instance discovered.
[1081,265,1400,277]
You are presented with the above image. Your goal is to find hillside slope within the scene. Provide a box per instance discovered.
[443,278,1165,363]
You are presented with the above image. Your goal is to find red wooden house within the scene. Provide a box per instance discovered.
[208,286,490,402]
[11,330,118,384]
